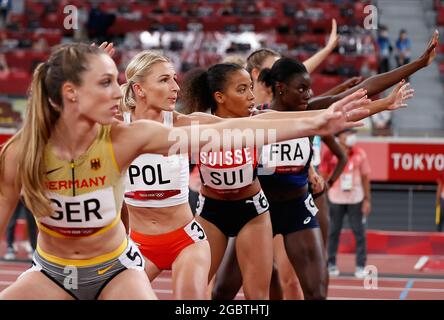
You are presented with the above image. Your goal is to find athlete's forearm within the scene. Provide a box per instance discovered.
[337,58,424,99]
[347,97,391,122]
[303,46,334,74]
[304,18,338,74]
[179,117,321,153]
[251,109,322,120]
[308,59,424,112]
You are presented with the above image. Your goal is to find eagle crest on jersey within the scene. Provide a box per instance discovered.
[90,158,101,170]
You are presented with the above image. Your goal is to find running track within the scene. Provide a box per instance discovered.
[1,253,444,300]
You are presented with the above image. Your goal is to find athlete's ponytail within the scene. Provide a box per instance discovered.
[258,68,273,88]
[180,68,212,114]
[120,81,135,112]
[0,43,103,217]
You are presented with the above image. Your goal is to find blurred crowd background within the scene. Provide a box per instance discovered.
[0,0,443,233]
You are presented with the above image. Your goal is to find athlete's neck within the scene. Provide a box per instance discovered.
[214,105,243,118]
[132,104,165,123]
[50,116,99,161]
[269,99,287,112]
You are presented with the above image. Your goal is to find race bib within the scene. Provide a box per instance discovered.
[199,163,254,190]
[126,153,188,191]
[260,138,311,172]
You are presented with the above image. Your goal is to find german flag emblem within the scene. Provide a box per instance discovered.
[90,158,101,170]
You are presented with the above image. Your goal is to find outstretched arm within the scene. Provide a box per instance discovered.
[303,19,339,74]
[253,79,413,123]
[251,108,323,119]
[347,80,414,121]
[111,90,370,170]
[308,30,438,110]
[319,76,362,96]
[174,111,224,126]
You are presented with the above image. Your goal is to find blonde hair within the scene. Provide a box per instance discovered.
[0,43,103,217]
[246,48,280,73]
[120,51,170,113]
[222,55,246,68]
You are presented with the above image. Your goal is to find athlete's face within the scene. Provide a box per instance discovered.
[137,62,180,112]
[279,72,313,111]
[70,54,122,124]
[215,69,255,117]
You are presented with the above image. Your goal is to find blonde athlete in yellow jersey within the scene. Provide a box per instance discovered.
[0,43,368,300]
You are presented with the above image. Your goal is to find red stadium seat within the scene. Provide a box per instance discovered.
[32,30,62,46]
[311,74,344,96]
[5,50,49,73]
[40,12,64,29]
[108,17,151,35]
[0,70,32,96]
[438,8,444,25]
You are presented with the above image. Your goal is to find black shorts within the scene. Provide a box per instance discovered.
[196,190,269,237]
[269,192,319,236]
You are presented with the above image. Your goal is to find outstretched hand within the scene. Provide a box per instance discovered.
[314,89,370,136]
[326,19,339,50]
[386,80,414,110]
[91,41,115,57]
[419,30,439,67]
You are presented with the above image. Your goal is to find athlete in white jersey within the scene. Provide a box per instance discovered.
[120,53,212,300]
[124,111,190,208]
